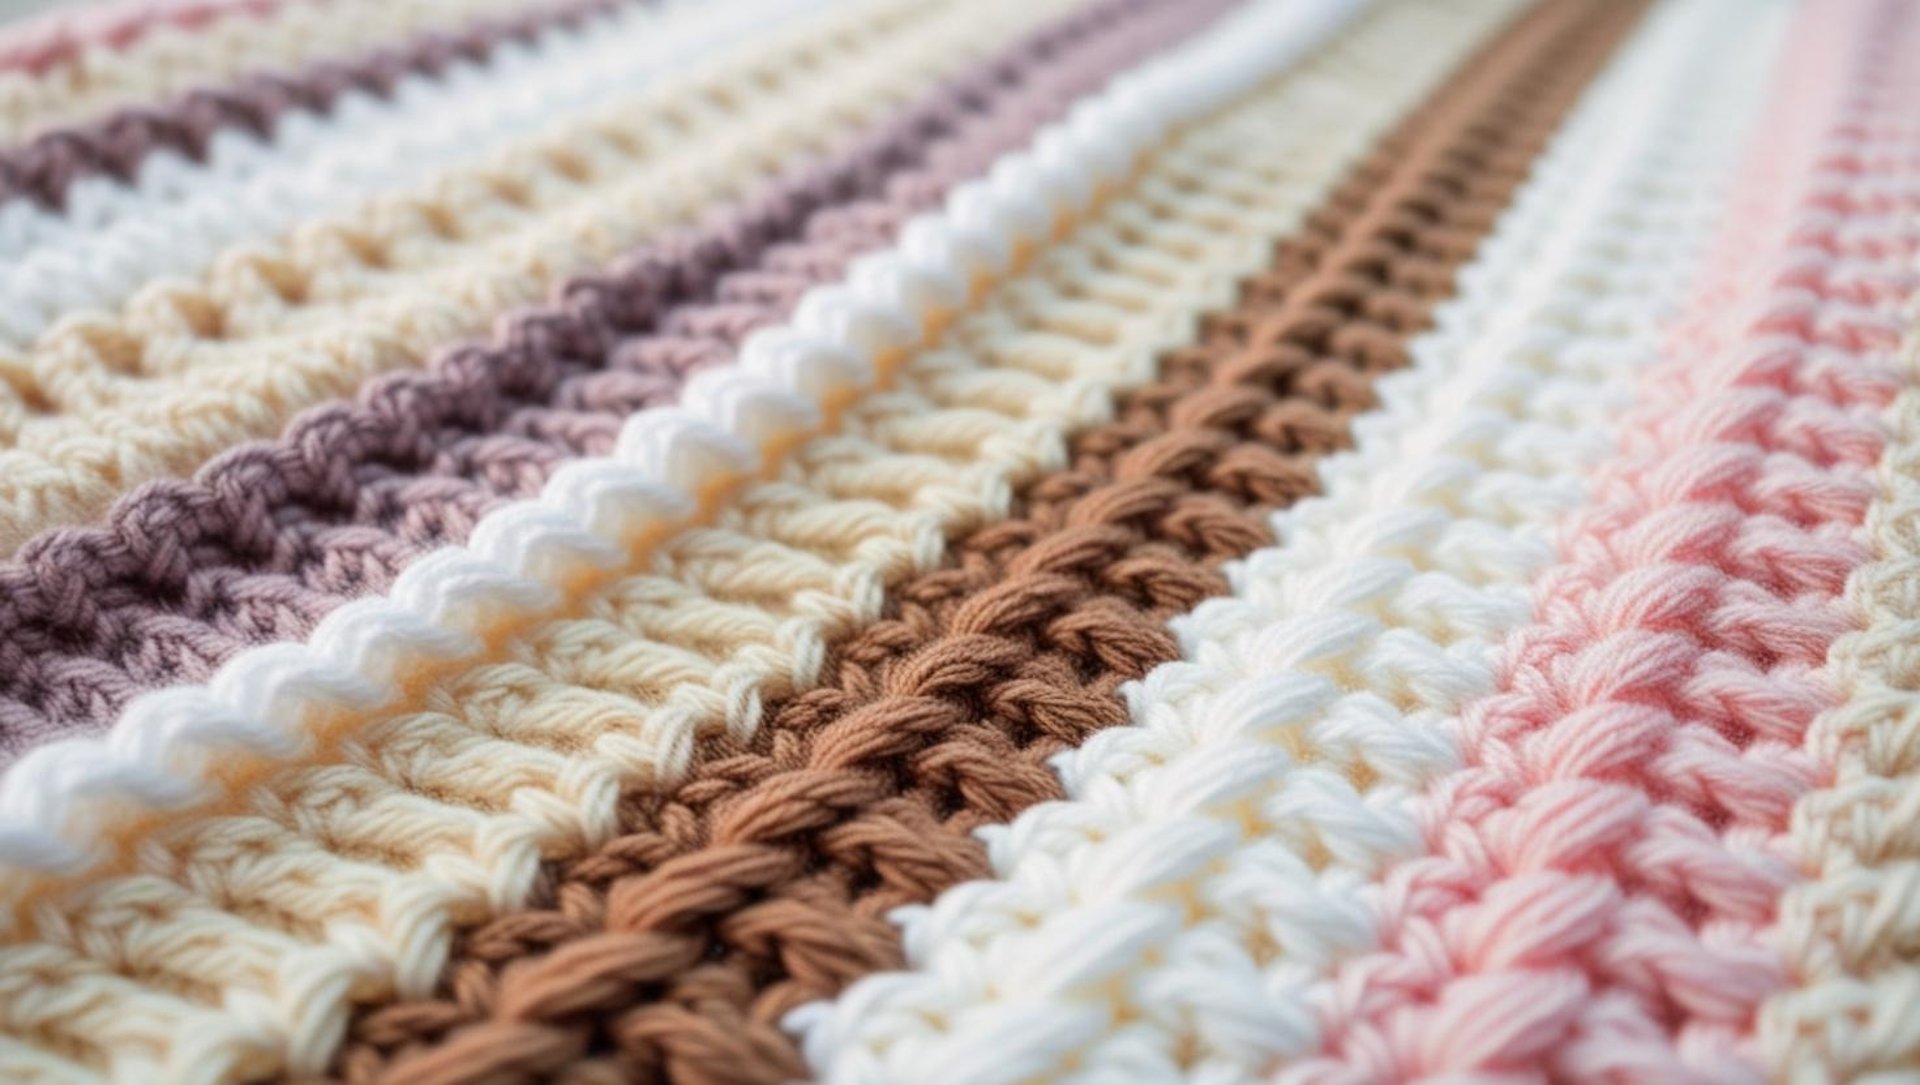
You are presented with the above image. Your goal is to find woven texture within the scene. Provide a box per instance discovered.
[0,0,1913,1083]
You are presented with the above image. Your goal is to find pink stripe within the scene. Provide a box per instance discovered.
[0,0,296,76]
[1285,0,1919,1081]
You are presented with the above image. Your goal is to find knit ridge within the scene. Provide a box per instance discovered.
[0,0,1410,1077]
[0,0,540,143]
[792,0,1788,1078]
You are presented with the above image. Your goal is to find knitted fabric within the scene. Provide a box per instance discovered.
[0,0,1911,1083]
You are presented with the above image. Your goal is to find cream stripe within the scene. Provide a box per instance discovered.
[0,0,1363,879]
[0,0,821,384]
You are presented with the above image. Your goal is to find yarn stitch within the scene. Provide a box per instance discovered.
[0,0,536,142]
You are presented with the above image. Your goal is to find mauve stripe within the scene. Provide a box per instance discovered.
[0,0,1233,756]
[0,0,619,210]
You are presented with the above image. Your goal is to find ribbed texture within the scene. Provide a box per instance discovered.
[0,0,1090,552]
[0,1,1913,1084]
[0,2,1429,1078]
[0,0,288,77]
[1757,0,1920,1078]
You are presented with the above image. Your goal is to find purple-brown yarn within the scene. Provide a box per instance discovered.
[0,0,621,209]
[0,0,1235,757]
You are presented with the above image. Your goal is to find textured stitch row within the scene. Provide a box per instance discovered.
[0,0,534,143]
[0,0,912,392]
[0,0,614,215]
[0,0,1355,885]
[1758,9,1920,1082]
[0,0,748,332]
[0,0,289,77]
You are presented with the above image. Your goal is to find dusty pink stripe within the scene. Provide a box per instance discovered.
[1285,0,1917,1081]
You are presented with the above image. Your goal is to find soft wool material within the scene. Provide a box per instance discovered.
[0,0,1910,1082]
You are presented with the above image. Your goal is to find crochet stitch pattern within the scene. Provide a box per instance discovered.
[0,0,1915,1083]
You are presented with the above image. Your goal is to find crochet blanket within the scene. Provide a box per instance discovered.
[0,0,1908,1081]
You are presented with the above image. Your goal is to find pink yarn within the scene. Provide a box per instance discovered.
[1285,0,1919,1081]
[0,0,294,76]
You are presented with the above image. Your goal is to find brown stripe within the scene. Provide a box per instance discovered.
[323,2,1644,1082]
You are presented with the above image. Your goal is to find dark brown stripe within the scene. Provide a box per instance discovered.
[323,1,1644,1082]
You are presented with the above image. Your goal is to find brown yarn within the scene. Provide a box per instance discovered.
[319,1,1645,1081]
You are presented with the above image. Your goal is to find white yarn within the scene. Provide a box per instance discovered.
[784,0,1790,1081]
[0,0,1366,883]
[0,0,821,348]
